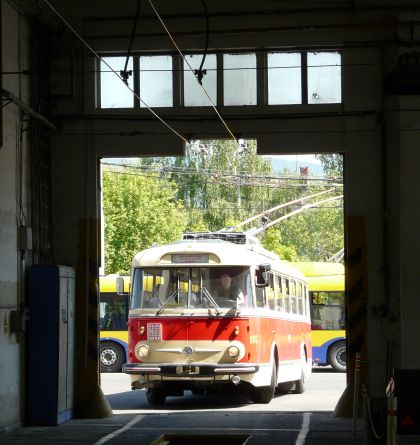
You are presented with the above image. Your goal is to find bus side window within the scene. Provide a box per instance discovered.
[297,282,304,315]
[284,278,290,312]
[276,275,284,312]
[99,301,106,328]
[267,273,276,310]
[255,287,265,308]
[290,280,297,314]
[245,273,253,307]
[302,284,308,316]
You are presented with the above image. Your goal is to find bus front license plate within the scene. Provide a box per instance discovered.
[177,366,199,375]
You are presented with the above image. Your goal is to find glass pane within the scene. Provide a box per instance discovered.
[140,55,173,108]
[224,53,257,105]
[310,291,345,330]
[184,54,217,106]
[268,52,301,105]
[208,267,248,308]
[255,287,266,308]
[131,266,250,310]
[100,57,134,108]
[308,52,341,104]
[267,274,276,310]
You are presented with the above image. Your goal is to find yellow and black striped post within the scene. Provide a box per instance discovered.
[334,215,369,417]
[74,217,112,418]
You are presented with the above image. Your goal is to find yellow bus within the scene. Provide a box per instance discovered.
[99,275,130,372]
[291,262,346,372]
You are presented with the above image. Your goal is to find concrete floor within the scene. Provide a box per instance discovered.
[0,411,366,445]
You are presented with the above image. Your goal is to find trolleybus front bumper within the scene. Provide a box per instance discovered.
[122,362,259,376]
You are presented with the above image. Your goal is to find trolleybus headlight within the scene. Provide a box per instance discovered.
[137,344,150,358]
[228,345,240,358]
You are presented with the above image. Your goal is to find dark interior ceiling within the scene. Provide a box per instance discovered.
[13,0,420,32]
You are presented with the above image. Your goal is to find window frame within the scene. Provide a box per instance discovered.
[95,50,343,111]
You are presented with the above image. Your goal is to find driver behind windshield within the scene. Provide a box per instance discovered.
[214,272,245,307]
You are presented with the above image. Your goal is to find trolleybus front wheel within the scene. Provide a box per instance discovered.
[249,362,276,404]
[328,341,346,372]
[100,341,125,373]
[146,387,166,405]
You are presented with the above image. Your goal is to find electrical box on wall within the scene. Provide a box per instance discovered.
[27,265,75,425]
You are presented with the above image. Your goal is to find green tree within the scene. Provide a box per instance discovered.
[260,228,298,261]
[315,154,343,176]
[102,169,188,274]
[269,200,344,261]
[170,140,273,231]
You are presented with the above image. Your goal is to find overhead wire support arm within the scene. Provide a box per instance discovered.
[224,188,337,232]
[147,0,239,147]
[246,195,344,237]
[195,0,209,85]
[2,88,56,130]
[41,0,189,145]
[121,0,142,84]
[327,248,345,262]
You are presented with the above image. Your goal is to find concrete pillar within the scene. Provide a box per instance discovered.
[51,129,112,419]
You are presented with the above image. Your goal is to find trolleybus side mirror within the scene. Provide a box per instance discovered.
[116,276,125,295]
[256,263,271,287]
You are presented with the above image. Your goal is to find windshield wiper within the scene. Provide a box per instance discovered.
[155,288,180,316]
[200,286,221,315]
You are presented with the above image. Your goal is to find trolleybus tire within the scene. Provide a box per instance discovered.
[294,370,305,394]
[275,381,294,394]
[100,341,125,373]
[249,362,276,404]
[146,387,166,405]
[328,340,346,372]
[293,346,307,394]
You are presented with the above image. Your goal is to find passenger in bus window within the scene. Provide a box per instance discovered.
[215,272,245,307]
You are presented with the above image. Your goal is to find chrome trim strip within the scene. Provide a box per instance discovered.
[154,349,183,353]
[124,366,161,372]
[214,367,256,373]
[194,349,222,353]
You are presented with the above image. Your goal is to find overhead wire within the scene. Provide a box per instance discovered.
[41,0,189,144]
[4,61,400,76]
[147,0,239,145]
[102,161,343,183]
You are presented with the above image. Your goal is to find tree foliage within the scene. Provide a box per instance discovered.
[102,144,344,274]
[170,140,272,231]
[315,154,343,176]
[102,170,187,274]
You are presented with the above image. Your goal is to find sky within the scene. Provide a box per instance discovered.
[267,154,322,164]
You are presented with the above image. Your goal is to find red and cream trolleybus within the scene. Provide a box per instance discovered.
[122,232,312,405]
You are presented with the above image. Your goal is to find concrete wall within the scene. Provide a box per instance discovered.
[0,1,30,431]
[398,97,420,369]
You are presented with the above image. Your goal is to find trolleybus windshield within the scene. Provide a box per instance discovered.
[130,266,251,310]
